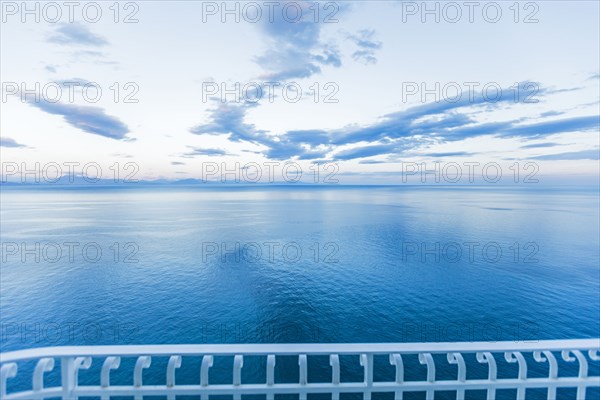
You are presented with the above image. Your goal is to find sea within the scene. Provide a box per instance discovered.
[1,185,599,398]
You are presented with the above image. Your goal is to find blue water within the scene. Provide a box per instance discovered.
[1,186,599,398]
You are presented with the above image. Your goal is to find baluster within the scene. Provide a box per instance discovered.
[447,353,466,400]
[504,352,527,399]
[167,355,182,400]
[266,355,276,400]
[167,355,182,387]
[72,357,91,400]
[33,358,55,392]
[134,356,151,400]
[61,357,76,400]
[389,353,404,400]
[562,350,588,399]
[330,354,340,400]
[1,363,17,399]
[101,356,121,400]
[200,355,214,400]
[299,354,307,400]
[418,353,435,400]
[533,351,558,399]
[476,352,497,400]
[360,354,373,400]
[330,355,340,385]
[233,355,244,400]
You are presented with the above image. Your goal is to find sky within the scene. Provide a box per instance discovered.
[1,1,599,184]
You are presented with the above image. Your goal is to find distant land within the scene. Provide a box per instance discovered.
[1,176,598,188]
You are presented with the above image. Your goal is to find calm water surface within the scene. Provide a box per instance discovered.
[1,186,599,397]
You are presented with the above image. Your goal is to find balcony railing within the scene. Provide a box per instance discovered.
[1,339,599,399]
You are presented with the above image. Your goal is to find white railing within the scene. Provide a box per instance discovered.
[1,339,599,399]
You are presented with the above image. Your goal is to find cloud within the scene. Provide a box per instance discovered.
[334,143,399,160]
[530,149,600,160]
[48,23,108,46]
[285,129,330,143]
[324,82,542,146]
[53,78,97,92]
[312,46,342,67]
[539,111,564,118]
[54,78,94,86]
[190,103,268,145]
[420,151,475,157]
[520,142,560,149]
[72,50,109,59]
[25,97,129,140]
[45,65,57,73]
[191,82,600,161]
[0,138,27,148]
[348,29,382,64]
[358,159,387,164]
[256,43,342,81]
[546,87,582,94]
[190,102,329,159]
[254,1,345,80]
[182,147,230,157]
[171,161,186,165]
[500,115,599,138]
[351,50,378,65]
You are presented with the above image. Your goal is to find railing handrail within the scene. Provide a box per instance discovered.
[2,338,599,363]
[2,339,599,400]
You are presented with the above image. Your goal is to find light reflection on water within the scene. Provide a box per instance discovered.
[1,186,598,396]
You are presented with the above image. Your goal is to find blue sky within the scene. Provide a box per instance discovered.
[1,1,599,183]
